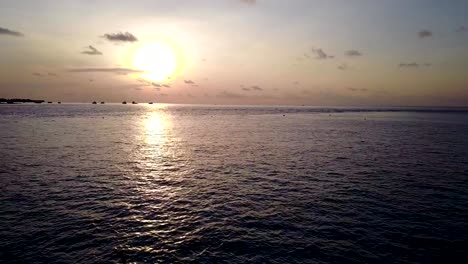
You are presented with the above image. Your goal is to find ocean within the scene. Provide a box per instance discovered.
[0,104,467,263]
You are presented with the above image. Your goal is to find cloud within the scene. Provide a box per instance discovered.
[152,83,161,87]
[345,50,363,57]
[418,30,433,38]
[33,72,59,77]
[67,67,143,74]
[0,27,23,37]
[398,62,431,68]
[102,32,138,42]
[337,63,349,70]
[184,80,195,84]
[81,45,103,55]
[240,0,256,4]
[311,48,334,59]
[347,87,368,92]
[162,84,171,88]
[456,26,468,33]
[251,85,263,91]
[399,63,419,68]
[218,91,246,99]
[240,85,267,93]
[137,78,151,85]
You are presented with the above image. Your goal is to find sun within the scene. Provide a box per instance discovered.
[132,42,177,82]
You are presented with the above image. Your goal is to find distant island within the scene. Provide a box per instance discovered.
[0,98,45,104]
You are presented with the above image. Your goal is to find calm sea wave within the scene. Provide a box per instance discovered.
[1,104,467,263]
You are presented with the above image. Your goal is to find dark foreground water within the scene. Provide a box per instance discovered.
[0,104,467,263]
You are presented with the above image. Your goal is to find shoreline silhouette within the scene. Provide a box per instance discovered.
[0,98,45,104]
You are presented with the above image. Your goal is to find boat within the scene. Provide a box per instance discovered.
[132,101,137,104]
[122,101,127,104]
[148,102,153,104]
[58,102,62,104]
[47,101,52,104]
[100,102,105,104]
[92,101,97,104]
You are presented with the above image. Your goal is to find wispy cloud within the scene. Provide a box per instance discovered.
[184,80,195,85]
[32,72,59,77]
[68,67,143,74]
[347,87,368,92]
[0,27,23,37]
[418,30,433,38]
[240,0,256,5]
[251,85,263,91]
[338,63,349,70]
[399,63,419,68]
[152,83,161,87]
[241,85,263,92]
[162,84,171,88]
[456,26,468,33]
[398,63,431,68]
[102,32,138,42]
[81,45,103,55]
[218,91,246,99]
[345,50,363,57]
[137,78,151,85]
[311,48,334,59]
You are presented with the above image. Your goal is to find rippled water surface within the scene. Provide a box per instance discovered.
[1,104,467,263]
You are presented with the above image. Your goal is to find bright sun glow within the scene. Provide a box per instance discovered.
[132,42,177,82]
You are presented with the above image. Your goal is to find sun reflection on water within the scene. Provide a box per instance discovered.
[143,106,171,148]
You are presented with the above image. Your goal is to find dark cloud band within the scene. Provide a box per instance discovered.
[68,68,143,74]
[0,27,23,37]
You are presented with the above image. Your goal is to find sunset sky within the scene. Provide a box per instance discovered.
[1,0,467,106]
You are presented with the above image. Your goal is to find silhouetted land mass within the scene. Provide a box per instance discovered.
[0,98,45,104]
